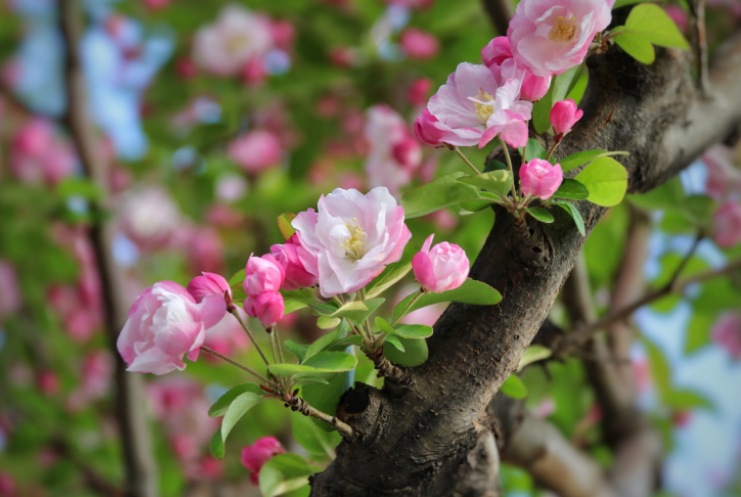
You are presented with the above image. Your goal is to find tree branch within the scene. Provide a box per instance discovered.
[59,1,158,496]
[480,0,514,36]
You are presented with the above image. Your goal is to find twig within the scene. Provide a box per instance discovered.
[287,396,355,439]
[499,137,519,201]
[450,145,482,174]
[200,345,274,386]
[230,309,271,367]
[689,0,710,94]
[59,1,159,495]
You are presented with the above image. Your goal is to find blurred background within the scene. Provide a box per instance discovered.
[0,0,740,496]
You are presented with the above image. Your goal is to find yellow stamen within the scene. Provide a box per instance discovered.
[548,16,577,42]
[341,218,367,261]
[474,89,495,124]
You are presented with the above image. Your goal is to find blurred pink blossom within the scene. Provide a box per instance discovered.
[703,145,741,201]
[228,130,283,174]
[713,201,741,248]
[0,473,16,497]
[186,228,225,275]
[118,186,181,251]
[712,312,741,359]
[0,260,21,322]
[270,20,296,50]
[10,119,76,186]
[664,5,689,32]
[202,308,249,358]
[242,57,267,86]
[241,437,285,485]
[143,0,171,10]
[407,78,433,107]
[400,29,439,60]
[708,0,741,18]
[37,370,60,397]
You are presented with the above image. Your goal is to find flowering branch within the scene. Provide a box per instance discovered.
[230,308,271,367]
[286,396,355,439]
[200,345,275,386]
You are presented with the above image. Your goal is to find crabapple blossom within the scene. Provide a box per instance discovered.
[703,145,741,201]
[713,202,741,248]
[711,312,741,359]
[508,0,612,77]
[400,29,439,60]
[117,282,218,375]
[244,291,285,328]
[407,78,433,107]
[242,437,286,485]
[227,130,283,174]
[550,99,583,139]
[0,260,21,322]
[186,227,225,275]
[193,5,274,76]
[118,187,181,251]
[412,234,470,293]
[481,36,552,102]
[292,187,411,297]
[244,254,285,296]
[520,158,564,199]
[270,234,318,290]
[187,273,231,304]
[421,62,532,149]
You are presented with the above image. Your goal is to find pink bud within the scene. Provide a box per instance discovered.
[227,130,282,174]
[665,5,689,32]
[520,158,563,200]
[549,99,583,138]
[400,29,439,60]
[392,136,422,172]
[414,109,447,146]
[242,57,266,87]
[270,235,317,291]
[407,78,432,107]
[176,57,197,79]
[244,254,285,296]
[244,292,285,328]
[329,47,355,68]
[714,202,741,248]
[271,20,296,49]
[143,0,171,9]
[241,437,285,485]
[520,72,552,102]
[412,234,469,293]
[37,370,60,396]
[188,272,231,304]
[0,260,21,322]
[0,473,16,496]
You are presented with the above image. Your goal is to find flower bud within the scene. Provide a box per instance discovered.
[520,158,563,200]
[414,109,447,146]
[241,437,285,485]
[400,28,439,60]
[187,272,232,318]
[549,99,583,140]
[270,235,317,291]
[412,234,469,293]
[244,292,285,328]
[244,254,285,296]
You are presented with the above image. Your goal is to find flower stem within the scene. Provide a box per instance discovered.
[200,345,274,386]
[451,146,481,174]
[498,137,520,201]
[390,288,425,326]
[230,309,271,367]
[545,141,559,161]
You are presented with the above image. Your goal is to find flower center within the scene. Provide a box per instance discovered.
[549,16,577,43]
[473,89,495,124]
[341,218,367,261]
[226,35,248,55]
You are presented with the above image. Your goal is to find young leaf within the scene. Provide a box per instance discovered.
[527,207,555,223]
[575,157,628,207]
[532,82,554,134]
[291,411,341,461]
[268,351,358,377]
[484,159,508,172]
[517,345,552,371]
[393,279,502,320]
[625,4,690,50]
[401,172,489,218]
[309,302,340,316]
[664,388,714,411]
[642,336,671,401]
[552,64,584,103]
[284,299,309,314]
[285,341,310,363]
[392,324,434,339]
[221,392,265,441]
[305,320,352,360]
[229,269,246,287]
[259,453,313,497]
[614,28,656,64]
[209,383,264,417]
[365,261,413,299]
[210,429,225,459]
[383,336,429,366]
[278,213,297,240]
[374,316,396,335]
[332,298,385,325]
[522,138,547,162]
[457,170,513,198]
[384,334,406,352]
[500,374,528,399]
[317,316,341,329]
[559,150,630,172]
[282,288,317,314]
[554,200,586,236]
[553,179,589,200]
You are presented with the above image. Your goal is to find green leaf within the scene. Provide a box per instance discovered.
[625,4,690,50]
[259,454,313,497]
[665,389,714,411]
[221,392,265,441]
[522,138,547,162]
[302,371,353,432]
[209,383,264,417]
[365,261,413,299]
[291,411,341,461]
[554,200,586,236]
[392,324,434,339]
[229,269,246,287]
[317,316,341,329]
[552,64,584,103]
[614,27,656,64]
[643,336,671,401]
[268,352,358,377]
[285,341,310,363]
[559,150,630,173]
[210,429,225,459]
[685,312,713,355]
[527,207,554,223]
[500,375,528,399]
[292,375,331,386]
[383,336,429,366]
[384,334,405,352]
[484,159,508,172]
[532,82,555,134]
[331,298,385,325]
[457,170,513,198]
[278,213,297,240]
[613,0,645,7]
[282,289,317,314]
[401,172,490,218]
[517,345,552,371]
[309,302,340,316]
[393,279,502,321]
[374,316,396,335]
[57,178,104,200]
[575,157,628,207]
[305,320,352,360]
[553,179,589,200]
[627,177,685,211]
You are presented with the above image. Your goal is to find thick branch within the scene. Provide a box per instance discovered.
[480,0,513,36]
[59,1,158,496]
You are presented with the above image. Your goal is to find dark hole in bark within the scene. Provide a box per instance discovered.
[342,387,370,414]
[532,246,542,253]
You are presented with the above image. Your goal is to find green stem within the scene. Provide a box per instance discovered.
[452,146,481,174]
[499,137,519,201]
[230,309,270,367]
[200,345,274,386]
[545,141,559,161]
[390,289,425,326]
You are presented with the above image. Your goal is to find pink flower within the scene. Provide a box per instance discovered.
[270,234,317,290]
[116,282,216,375]
[424,62,532,149]
[37,370,60,396]
[364,105,420,195]
[270,20,296,50]
[193,5,274,77]
[508,0,612,77]
[412,234,469,293]
[392,137,422,172]
[292,187,411,297]
[550,99,583,138]
[414,109,448,146]
[118,187,181,251]
[244,254,285,296]
[143,0,170,9]
[186,228,224,275]
[242,57,267,86]
[711,312,741,359]
[80,351,114,399]
[408,78,433,107]
[241,437,285,486]
[664,5,689,32]
[10,120,76,186]
[400,29,439,60]
[244,291,285,328]
[0,260,21,322]
[0,473,16,496]
[187,272,232,321]
[703,145,741,201]
[482,36,552,102]
[520,158,564,199]
[713,202,741,248]
[228,130,283,174]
